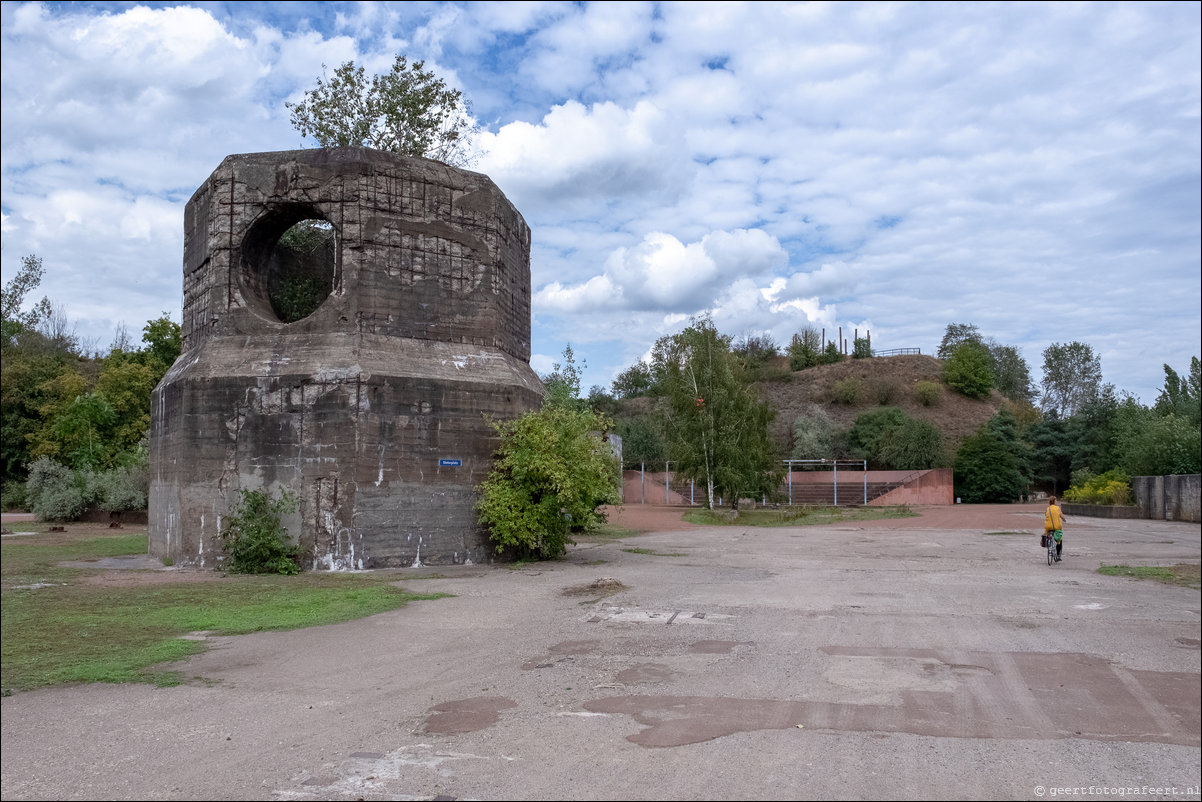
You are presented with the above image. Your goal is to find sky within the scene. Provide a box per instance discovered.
[2,1,1199,406]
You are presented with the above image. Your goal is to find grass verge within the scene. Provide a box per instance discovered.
[622,547,686,557]
[1,529,450,694]
[682,505,918,527]
[1097,564,1201,590]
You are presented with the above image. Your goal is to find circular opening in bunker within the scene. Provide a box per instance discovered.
[241,207,338,324]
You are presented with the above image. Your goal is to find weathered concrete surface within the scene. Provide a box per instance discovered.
[2,505,1198,800]
[149,148,542,569]
[1136,475,1202,523]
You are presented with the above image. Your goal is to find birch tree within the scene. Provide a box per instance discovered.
[652,319,778,509]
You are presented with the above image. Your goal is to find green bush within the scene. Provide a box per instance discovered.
[942,342,994,399]
[1064,468,1133,506]
[24,457,86,522]
[870,378,897,405]
[877,418,943,470]
[852,337,872,359]
[791,404,837,460]
[477,405,621,560]
[788,328,821,371]
[832,377,862,404]
[97,466,147,512]
[821,342,844,365]
[954,430,1026,503]
[1,481,27,511]
[219,488,303,575]
[915,381,942,406]
[274,275,326,323]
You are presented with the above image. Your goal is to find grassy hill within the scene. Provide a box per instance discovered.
[609,353,1012,463]
[752,353,1008,456]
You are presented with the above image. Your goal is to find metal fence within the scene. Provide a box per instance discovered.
[621,459,871,507]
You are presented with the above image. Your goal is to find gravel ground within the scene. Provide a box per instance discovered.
[2,503,1199,801]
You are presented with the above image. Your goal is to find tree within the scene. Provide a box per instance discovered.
[820,341,844,365]
[1,254,52,350]
[615,416,667,464]
[942,341,994,399]
[788,326,822,371]
[287,55,479,167]
[791,404,837,460]
[652,319,779,509]
[852,336,872,359]
[844,407,943,470]
[732,332,779,369]
[541,344,586,411]
[988,342,1034,403]
[937,322,982,359]
[1154,357,1201,427]
[845,408,907,465]
[476,405,620,560]
[1026,413,1073,494]
[611,361,655,399]
[954,410,1031,503]
[877,417,943,470]
[1119,413,1201,477]
[1041,341,1102,417]
[141,314,182,375]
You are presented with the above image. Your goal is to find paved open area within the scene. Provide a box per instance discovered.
[2,503,1200,801]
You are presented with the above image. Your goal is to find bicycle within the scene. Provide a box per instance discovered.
[1046,530,1062,565]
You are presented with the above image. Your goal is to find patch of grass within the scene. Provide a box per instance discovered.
[1097,564,1201,590]
[2,532,150,588]
[621,547,685,557]
[1,530,451,694]
[682,505,918,527]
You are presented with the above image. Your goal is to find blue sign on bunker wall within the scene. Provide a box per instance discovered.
[439,459,462,467]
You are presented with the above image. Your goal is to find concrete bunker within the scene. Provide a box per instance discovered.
[149,147,543,569]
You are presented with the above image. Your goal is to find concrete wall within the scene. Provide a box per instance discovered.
[1061,503,1145,520]
[868,469,955,506]
[150,148,543,569]
[1133,474,1201,523]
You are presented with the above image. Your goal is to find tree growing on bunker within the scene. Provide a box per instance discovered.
[287,54,479,166]
[219,488,303,575]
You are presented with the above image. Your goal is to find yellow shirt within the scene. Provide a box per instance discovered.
[1045,505,1064,533]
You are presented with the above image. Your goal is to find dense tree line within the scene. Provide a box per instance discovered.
[1,255,180,515]
[594,320,1200,507]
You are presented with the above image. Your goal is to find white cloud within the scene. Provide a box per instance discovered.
[1,1,1198,406]
[477,99,692,217]
[535,228,788,314]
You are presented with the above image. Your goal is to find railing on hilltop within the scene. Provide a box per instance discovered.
[871,347,922,357]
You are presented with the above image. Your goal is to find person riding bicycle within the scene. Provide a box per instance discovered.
[1045,496,1066,562]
